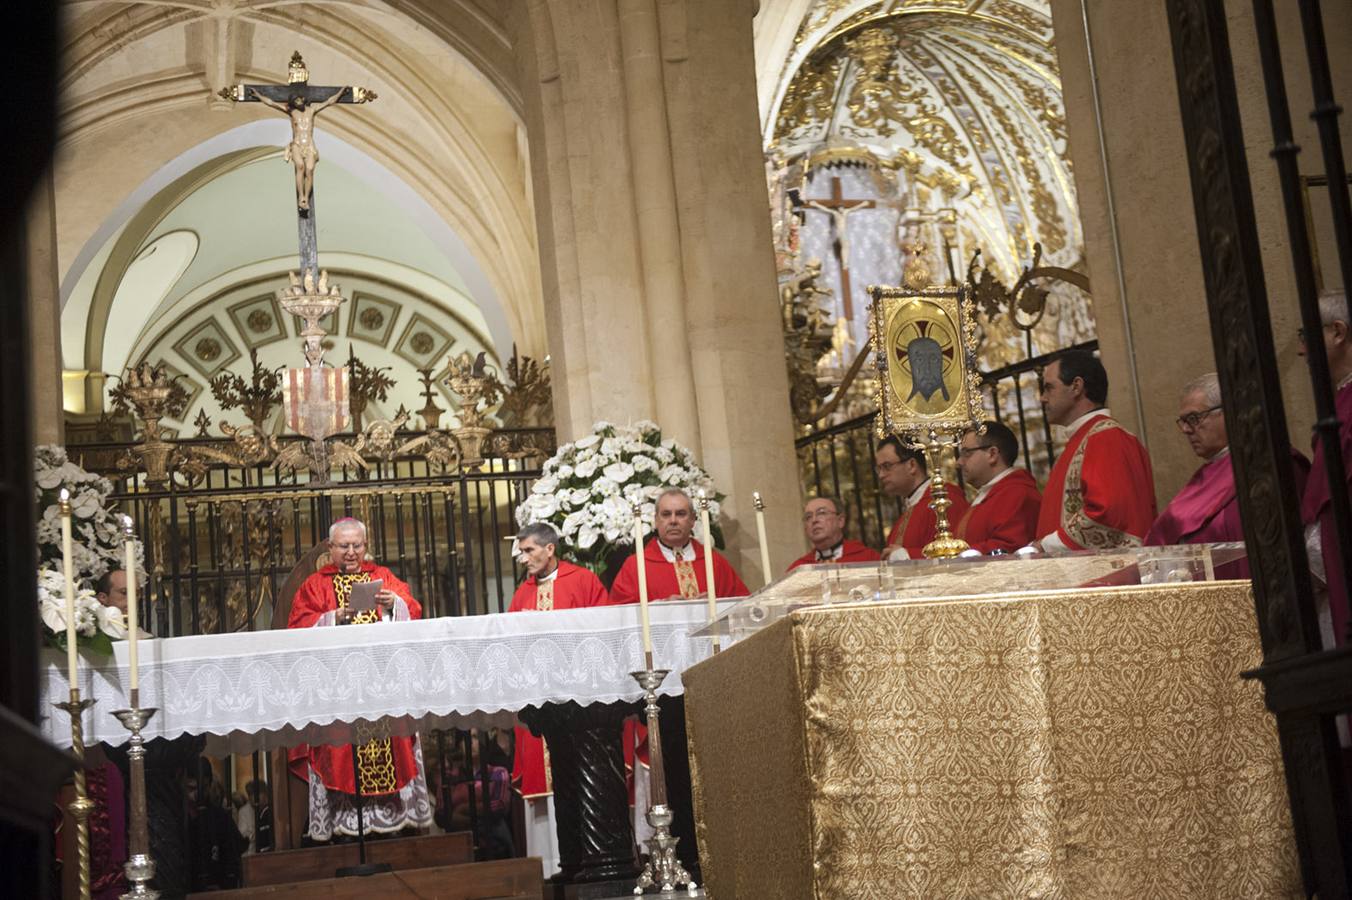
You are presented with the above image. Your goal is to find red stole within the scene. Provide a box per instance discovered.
[1036,413,1156,550]
[287,563,422,795]
[954,468,1042,554]
[787,539,882,571]
[1302,380,1352,645]
[885,483,969,558]
[508,561,609,797]
[609,539,750,603]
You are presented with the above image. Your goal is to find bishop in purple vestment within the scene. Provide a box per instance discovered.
[1147,373,1309,580]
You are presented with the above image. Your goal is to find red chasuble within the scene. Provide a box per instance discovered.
[287,563,422,796]
[507,561,609,798]
[1036,412,1156,551]
[787,539,881,571]
[609,538,750,603]
[1302,380,1352,646]
[954,468,1042,554]
[885,483,969,559]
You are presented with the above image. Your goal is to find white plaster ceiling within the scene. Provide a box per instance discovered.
[55,0,544,391]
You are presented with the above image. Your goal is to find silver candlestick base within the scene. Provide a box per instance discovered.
[630,669,698,896]
[112,705,160,900]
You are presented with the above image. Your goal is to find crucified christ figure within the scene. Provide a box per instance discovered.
[249,87,349,212]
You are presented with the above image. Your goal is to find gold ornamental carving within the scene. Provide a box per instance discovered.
[869,246,983,558]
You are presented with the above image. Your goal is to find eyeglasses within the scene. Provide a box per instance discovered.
[332,541,367,552]
[1175,405,1222,432]
[1298,323,1340,342]
[874,460,901,475]
[958,444,994,458]
[802,509,841,522]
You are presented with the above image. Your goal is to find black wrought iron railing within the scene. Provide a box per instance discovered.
[91,429,554,638]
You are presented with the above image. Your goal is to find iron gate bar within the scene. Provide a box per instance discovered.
[1166,0,1352,893]
[1251,0,1352,638]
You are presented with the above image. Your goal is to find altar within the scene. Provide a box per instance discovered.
[683,550,1301,899]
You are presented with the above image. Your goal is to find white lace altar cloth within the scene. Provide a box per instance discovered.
[41,599,734,754]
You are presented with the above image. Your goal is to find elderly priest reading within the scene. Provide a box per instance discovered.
[287,517,434,840]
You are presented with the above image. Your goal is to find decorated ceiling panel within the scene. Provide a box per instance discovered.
[771,0,1078,280]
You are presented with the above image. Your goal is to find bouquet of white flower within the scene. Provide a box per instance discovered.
[514,421,724,574]
[33,445,140,653]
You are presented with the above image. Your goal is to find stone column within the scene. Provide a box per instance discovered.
[512,0,803,581]
[1050,0,1352,504]
[26,170,63,445]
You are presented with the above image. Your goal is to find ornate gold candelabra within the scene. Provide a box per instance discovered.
[112,699,159,899]
[277,268,345,367]
[870,243,983,560]
[55,690,97,900]
[445,351,502,469]
[110,363,188,485]
[630,669,697,896]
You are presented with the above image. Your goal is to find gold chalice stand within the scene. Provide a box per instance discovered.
[868,253,984,559]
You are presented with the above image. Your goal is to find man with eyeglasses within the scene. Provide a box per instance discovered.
[1299,289,1352,647]
[1031,349,1155,553]
[874,434,968,558]
[1146,374,1308,577]
[953,420,1042,554]
[287,517,433,841]
[787,496,881,571]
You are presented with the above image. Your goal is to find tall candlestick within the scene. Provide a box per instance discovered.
[122,515,140,695]
[753,490,773,587]
[698,490,720,652]
[634,516,653,669]
[59,488,80,686]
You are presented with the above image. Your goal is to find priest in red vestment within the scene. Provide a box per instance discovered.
[287,518,433,840]
[610,488,747,879]
[954,421,1042,554]
[506,522,608,878]
[788,496,881,570]
[1032,350,1156,552]
[610,488,749,602]
[1300,290,1352,648]
[875,435,968,559]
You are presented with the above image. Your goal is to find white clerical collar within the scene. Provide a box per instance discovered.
[537,564,560,584]
[1338,372,1352,392]
[815,542,844,562]
[971,466,1017,506]
[1206,445,1231,464]
[1064,407,1111,435]
[905,481,929,511]
[658,540,693,563]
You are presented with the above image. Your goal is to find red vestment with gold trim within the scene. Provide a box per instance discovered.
[287,562,422,796]
[507,561,609,798]
[1036,412,1156,550]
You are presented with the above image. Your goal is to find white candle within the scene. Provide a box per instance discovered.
[698,490,720,652]
[59,489,79,686]
[754,491,773,587]
[122,515,139,694]
[634,516,652,665]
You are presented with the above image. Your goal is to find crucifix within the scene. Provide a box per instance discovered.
[219,52,377,275]
[804,176,875,320]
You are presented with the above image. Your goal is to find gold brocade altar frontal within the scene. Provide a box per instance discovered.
[683,582,1300,900]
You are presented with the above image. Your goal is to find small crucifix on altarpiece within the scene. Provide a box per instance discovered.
[804,176,876,321]
[219,52,376,273]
